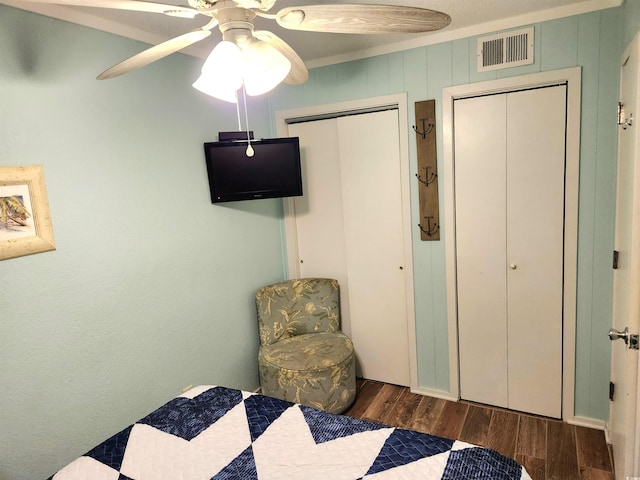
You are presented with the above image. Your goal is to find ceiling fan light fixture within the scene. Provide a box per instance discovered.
[192,40,243,103]
[242,39,291,96]
[192,74,239,103]
[202,40,244,76]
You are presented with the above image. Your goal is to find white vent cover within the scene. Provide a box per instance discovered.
[477,27,534,72]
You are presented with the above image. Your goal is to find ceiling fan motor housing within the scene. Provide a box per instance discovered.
[215,2,257,47]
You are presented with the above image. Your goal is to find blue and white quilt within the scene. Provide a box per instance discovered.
[51,385,531,480]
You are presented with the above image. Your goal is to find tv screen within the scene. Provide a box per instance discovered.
[204,137,303,203]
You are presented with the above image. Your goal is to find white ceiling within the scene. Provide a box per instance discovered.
[2,0,622,69]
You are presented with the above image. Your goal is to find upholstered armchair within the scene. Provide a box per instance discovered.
[255,278,356,414]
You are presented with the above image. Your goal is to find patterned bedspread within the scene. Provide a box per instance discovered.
[51,385,531,480]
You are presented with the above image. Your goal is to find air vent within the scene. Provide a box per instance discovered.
[477,27,534,72]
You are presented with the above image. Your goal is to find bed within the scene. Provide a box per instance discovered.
[50,385,532,479]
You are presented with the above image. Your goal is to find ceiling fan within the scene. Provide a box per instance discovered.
[21,0,450,81]
[20,0,450,101]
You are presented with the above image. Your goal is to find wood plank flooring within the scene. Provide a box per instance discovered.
[343,379,614,480]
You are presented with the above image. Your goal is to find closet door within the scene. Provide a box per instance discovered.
[454,85,566,418]
[289,110,411,386]
[455,94,509,408]
[506,86,566,417]
[287,119,349,291]
[336,111,409,385]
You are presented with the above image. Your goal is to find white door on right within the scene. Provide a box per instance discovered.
[609,34,640,479]
[455,85,567,418]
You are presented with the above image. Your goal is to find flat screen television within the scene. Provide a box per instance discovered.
[204,137,303,203]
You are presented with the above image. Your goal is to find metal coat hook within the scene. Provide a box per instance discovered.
[418,216,439,237]
[416,166,437,187]
[412,118,434,139]
[618,102,634,130]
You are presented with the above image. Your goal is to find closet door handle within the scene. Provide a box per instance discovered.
[509,263,517,270]
[609,327,629,344]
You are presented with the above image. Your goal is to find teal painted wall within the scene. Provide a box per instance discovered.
[0,6,286,480]
[270,7,632,423]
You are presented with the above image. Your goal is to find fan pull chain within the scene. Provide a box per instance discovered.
[234,89,242,132]
[233,87,254,158]
[242,86,254,157]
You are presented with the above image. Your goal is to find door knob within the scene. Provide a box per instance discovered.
[609,327,629,344]
[509,263,517,270]
[609,327,640,349]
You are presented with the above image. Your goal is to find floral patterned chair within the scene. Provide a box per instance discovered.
[255,278,356,414]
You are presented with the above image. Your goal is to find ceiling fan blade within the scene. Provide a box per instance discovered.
[18,0,198,18]
[97,29,212,79]
[253,30,309,85]
[276,4,451,34]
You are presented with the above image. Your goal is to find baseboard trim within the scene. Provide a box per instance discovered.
[410,386,459,402]
[566,415,607,431]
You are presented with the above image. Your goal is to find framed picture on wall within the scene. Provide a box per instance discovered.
[0,165,55,261]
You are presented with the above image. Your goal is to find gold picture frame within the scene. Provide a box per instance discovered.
[0,165,55,261]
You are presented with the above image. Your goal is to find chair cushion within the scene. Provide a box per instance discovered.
[259,332,353,371]
[258,331,356,413]
[256,278,341,346]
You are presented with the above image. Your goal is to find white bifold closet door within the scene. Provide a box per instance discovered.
[288,110,411,387]
[454,85,566,418]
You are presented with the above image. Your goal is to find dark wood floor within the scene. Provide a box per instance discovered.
[343,379,614,480]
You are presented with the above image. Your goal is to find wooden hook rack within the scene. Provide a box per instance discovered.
[414,99,440,241]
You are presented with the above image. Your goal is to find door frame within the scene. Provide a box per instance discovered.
[275,94,418,391]
[442,68,582,424]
